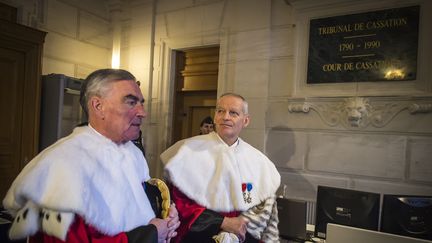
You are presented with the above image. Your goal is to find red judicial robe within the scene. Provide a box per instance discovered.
[29,215,157,243]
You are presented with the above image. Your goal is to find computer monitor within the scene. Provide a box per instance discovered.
[314,185,380,239]
[380,194,432,240]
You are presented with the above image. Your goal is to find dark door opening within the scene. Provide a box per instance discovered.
[171,46,219,144]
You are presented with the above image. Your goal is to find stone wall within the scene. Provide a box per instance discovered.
[266,0,432,211]
[125,0,432,203]
[1,0,112,78]
[5,0,432,209]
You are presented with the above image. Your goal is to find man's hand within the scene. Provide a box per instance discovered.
[149,218,168,243]
[166,204,180,241]
[220,216,249,242]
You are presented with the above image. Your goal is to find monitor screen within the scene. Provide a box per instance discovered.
[380,194,432,240]
[314,186,380,239]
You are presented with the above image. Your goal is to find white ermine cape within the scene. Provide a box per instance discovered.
[3,126,155,237]
[161,132,281,212]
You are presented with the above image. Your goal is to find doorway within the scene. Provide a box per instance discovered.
[171,46,219,144]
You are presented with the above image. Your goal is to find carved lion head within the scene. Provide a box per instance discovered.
[344,97,371,127]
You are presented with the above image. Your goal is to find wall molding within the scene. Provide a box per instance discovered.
[288,96,432,129]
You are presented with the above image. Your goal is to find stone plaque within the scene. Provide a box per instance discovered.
[307,6,419,84]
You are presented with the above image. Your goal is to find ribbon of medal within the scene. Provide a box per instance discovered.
[241,183,253,203]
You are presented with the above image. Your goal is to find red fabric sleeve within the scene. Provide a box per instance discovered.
[171,186,240,243]
[29,215,128,243]
[171,186,206,243]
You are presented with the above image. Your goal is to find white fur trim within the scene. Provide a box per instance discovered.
[213,232,239,243]
[242,196,279,242]
[162,132,281,212]
[8,201,40,240]
[41,209,74,241]
[3,126,155,236]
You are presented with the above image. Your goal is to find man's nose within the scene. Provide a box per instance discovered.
[136,103,147,118]
[222,110,230,119]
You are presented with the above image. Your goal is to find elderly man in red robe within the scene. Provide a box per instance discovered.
[161,93,281,242]
[3,69,179,243]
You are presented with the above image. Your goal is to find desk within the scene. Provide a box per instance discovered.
[279,224,321,243]
[280,238,324,243]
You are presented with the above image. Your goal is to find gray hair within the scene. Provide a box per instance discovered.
[80,69,136,117]
[218,92,249,114]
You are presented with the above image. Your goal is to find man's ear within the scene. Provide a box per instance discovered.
[243,115,250,128]
[89,96,104,118]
